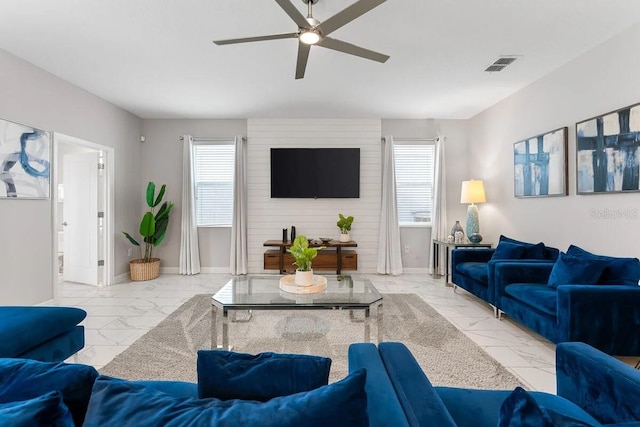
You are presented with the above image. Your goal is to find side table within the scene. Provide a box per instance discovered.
[432,240,492,285]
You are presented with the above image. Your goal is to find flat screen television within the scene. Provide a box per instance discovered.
[271,148,360,198]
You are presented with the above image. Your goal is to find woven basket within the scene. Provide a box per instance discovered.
[129,258,160,281]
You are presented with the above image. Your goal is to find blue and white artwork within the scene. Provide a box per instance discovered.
[514,127,567,198]
[0,118,51,199]
[576,104,640,194]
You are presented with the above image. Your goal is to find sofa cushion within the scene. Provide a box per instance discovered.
[0,391,74,427]
[505,285,558,317]
[548,252,609,289]
[0,358,99,427]
[196,350,331,401]
[84,371,369,427]
[437,387,601,427]
[0,307,86,358]
[567,245,640,286]
[456,262,489,284]
[498,387,601,426]
[499,235,547,259]
[492,242,527,260]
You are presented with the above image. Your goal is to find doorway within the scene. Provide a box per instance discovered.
[52,133,114,288]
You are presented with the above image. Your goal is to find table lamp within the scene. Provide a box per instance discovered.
[460,180,486,243]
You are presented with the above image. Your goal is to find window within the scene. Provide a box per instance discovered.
[393,142,435,226]
[193,143,235,227]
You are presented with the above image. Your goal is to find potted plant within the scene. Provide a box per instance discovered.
[337,213,354,242]
[287,235,325,286]
[123,182,174,281]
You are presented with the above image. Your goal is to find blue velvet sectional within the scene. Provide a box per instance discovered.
[451,235,559,309]
[2,342,638,426]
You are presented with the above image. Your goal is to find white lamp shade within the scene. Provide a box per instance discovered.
[460,180,486,204]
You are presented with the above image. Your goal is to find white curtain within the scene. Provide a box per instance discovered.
[230,135,248,275]
[429,136,448,276]
[377,135,403,275]
[179,135,201,275]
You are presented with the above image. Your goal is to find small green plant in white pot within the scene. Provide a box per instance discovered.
[337,213,354,242]
[287,235,325,286]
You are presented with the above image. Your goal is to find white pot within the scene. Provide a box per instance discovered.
[339,233,350,242]
[295,269,314,286]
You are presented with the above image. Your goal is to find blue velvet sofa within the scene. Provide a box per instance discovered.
[1,342,639,426]
[451,235,559,309]
[494,245,640,355]
[0,306,86,361]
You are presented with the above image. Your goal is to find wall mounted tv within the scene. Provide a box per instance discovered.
[271,148,360,198]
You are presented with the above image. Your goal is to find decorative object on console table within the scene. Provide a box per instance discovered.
[286,235,326,286]
[450,221,464,241]
[514,127,568,198]
[337,213,354,242]
[576,103,640,194]
[290,225,296,242]
[282,228,288,242]
[123,181,174,281]
[460,180,486,243]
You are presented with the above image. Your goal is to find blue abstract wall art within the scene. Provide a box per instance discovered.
[514,127,568,198]
[0,118,51,199]
[576,103,640,194]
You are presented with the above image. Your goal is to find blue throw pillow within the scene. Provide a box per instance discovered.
[84,371,369,427]
[498,387,601,427]
[197,350,331,401]
[492,242,527,260]
[0,391,74,427]
[0,358,99,426]
[567,245,640,286]
[499,235,547,259]
[548,253,609,289]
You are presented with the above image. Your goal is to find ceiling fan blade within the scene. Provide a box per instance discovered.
[214,32,298,45]
[317,0,386,36]
[317,37,389,63]
[275,0,310,29]
[295,42,311,79]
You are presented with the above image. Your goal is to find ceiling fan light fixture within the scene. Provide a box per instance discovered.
[299,30,320,45]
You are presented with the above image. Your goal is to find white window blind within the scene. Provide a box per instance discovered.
[393,143,435,225]
[193,143,235,227]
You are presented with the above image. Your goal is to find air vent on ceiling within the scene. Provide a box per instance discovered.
[484,56,520,73]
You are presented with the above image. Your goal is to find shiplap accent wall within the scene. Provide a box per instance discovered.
[247,119,382,273]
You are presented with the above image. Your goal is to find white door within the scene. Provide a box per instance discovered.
[63,152,99,285]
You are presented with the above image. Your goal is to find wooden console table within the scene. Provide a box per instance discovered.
[263,239,358,274]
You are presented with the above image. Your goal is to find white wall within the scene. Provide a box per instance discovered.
[140,119,247,271]
[0,48,142,305]
[469,22,640,257]
[247,119,382,273]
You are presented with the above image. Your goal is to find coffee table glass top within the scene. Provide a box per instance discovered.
[212,275,381,308]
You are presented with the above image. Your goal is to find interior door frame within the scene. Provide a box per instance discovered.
[52,132,115,289]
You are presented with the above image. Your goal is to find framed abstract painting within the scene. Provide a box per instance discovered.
[0,118,51,199]
[576,103,640,194]
[513,127,568,198]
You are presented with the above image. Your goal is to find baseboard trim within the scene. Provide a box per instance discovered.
[402,268,430,274]
[159,267,230,274]
[113,273,129,284]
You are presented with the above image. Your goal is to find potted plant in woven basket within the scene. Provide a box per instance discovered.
[287,235,325,286]
[123,182,174,281]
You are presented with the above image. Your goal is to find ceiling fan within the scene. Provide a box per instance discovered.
[213,0,389,79]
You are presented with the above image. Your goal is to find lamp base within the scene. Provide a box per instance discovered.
[465,204,480,239]
[468,233,483,244]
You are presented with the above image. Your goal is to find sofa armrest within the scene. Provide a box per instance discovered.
[451,248,494,265]
[493,262,555,298]
[348,343,410,427]
[557,285,640,355]
[556,342,640,424]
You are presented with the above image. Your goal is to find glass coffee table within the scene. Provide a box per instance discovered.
[211,275,383,350]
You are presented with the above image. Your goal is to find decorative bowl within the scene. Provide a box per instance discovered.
[319,237,332,243]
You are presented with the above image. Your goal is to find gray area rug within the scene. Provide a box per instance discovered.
[101,293,521,389]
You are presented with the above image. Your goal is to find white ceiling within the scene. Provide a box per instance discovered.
[1,0,639,120]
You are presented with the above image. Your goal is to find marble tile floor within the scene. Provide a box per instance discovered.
[46,273,557,393]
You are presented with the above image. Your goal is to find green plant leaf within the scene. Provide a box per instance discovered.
[153,184,166,208]
[154,229,168,246]
[146,182,156,207]
[122,232,140,246]
[139,212,156,237]
[155,202,174,221]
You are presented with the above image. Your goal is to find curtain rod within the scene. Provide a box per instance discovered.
[179,136,246,141]
[382,137,436,142]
